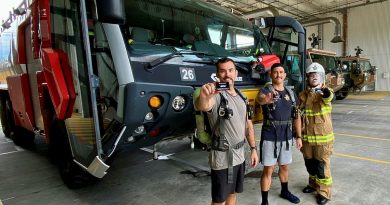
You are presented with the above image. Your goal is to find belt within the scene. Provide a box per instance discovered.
[264,119,291,126]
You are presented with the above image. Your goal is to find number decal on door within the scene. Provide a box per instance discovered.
[180,67,196,81]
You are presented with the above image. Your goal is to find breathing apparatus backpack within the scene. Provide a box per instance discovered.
[193,87,252,146]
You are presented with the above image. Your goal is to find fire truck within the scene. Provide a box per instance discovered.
[306,48,346,98]
[0,0,305,188]
[337,55,377,99]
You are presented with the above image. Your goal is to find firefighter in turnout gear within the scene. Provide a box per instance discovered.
[298,62,335,205]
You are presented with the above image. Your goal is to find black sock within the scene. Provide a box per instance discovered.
[281,182,288,193]
[261,191,268,204]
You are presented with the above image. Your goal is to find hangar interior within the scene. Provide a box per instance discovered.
[206,0,390,90]
[0,0,390,205]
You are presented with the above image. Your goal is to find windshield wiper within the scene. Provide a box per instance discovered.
[146,50,211,69]
[182,57,251,72]
[235,63,250,72]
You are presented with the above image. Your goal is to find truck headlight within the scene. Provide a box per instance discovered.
[172,96,186,111]
[134,125,145,134]
[145,112,154,121]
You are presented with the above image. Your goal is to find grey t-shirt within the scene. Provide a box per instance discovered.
[207,91,247,170]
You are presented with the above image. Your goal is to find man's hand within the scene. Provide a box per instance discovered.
[250,149,259,168]
[321,87,331,98]
[195,82,218,112]
[295,138,302,149]
[257,83,278,105]
[257,89,278,105]
[200,82,218,98]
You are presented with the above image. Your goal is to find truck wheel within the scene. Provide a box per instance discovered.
[0,95,15,138]
[50,119,98,189]
[336,88,349,100]
[0,94,35,147]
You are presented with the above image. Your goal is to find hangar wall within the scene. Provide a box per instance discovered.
[303,0,390,91]
[347,0,390,91]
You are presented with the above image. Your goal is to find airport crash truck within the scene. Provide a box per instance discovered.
[306,48,346,99]
[0,0,305,188]
[337,55,377,98]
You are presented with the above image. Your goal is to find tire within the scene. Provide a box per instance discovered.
[0,94,15,138]
[50,119,98,189]
[336,88,349,100]
[0,94,34,147]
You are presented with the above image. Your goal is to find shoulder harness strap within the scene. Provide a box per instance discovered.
[234,88,252,120]
[284,86,296,106]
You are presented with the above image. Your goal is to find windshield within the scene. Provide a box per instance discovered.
[310,54,337,73]
[122,0,271,63]
[360,60,372,71]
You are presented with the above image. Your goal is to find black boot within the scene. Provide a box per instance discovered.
[302,185,316,193]
[316,194,329,205]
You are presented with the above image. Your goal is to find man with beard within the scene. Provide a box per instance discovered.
[298,62,335,205]
[195,57,259,205]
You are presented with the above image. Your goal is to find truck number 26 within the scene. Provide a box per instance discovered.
[180,67,196,81]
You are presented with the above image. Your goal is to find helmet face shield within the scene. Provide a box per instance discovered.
[306,62,325,87]
[307,72,325,87]
[308,72,321,78]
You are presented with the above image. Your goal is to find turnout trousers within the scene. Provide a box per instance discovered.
[301,142,333,199]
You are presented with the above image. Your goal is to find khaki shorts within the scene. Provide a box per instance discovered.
[261,140,293,166]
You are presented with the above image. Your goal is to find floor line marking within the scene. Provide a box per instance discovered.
[14,146,24,151]
[335,133,390,142]
[334,152,390,165]
[0,150,23,156]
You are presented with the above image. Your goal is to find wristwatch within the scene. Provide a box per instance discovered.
[250,146,257,151]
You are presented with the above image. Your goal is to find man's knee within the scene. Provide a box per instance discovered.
[279,164,289,172]
[262,166,274,177]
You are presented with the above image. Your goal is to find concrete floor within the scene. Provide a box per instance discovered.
[1,91,390,205]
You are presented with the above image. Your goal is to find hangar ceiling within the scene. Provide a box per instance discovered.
[205,0,388,20]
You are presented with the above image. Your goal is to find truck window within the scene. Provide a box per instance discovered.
[122,0,271,61]
[51,0,98,166]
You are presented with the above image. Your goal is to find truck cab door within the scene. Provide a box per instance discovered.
[47,0,109,179]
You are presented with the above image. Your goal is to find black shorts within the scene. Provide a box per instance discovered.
[211,162,245,203]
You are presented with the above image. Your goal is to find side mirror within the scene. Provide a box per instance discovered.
[96,0,126,24]
[258,48,265,54]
